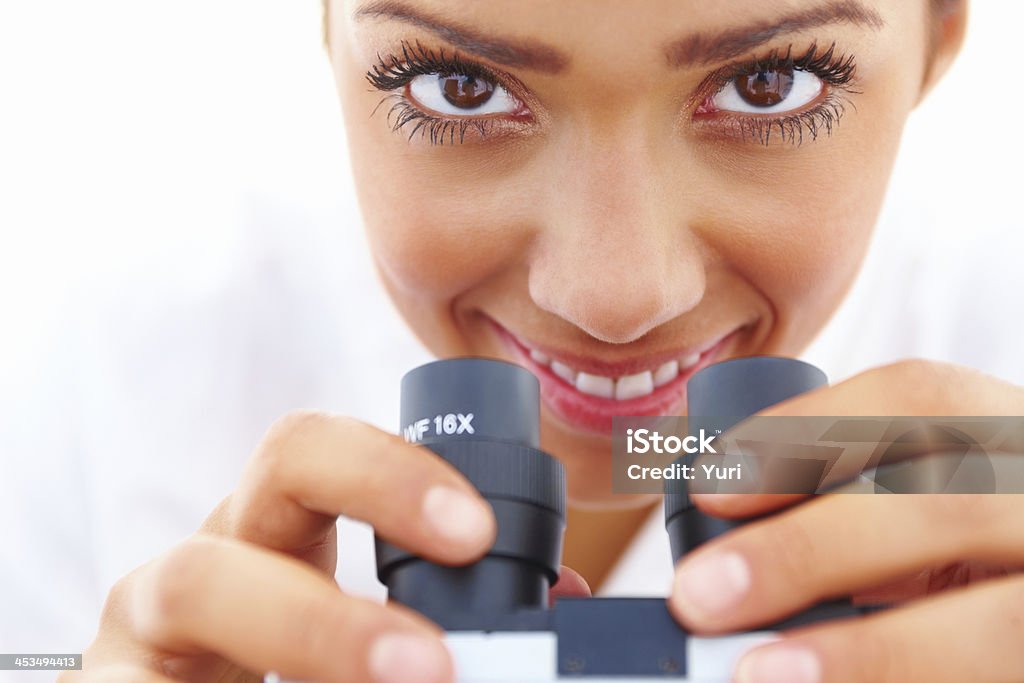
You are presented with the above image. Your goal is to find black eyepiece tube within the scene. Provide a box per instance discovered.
[664,357,828,563]
[375,358,566,628]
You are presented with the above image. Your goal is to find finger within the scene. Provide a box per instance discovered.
[71,664,180,683]
[851,561,1015,606]
[549,565,592,605]
[131,533,453,683]
[732,574,1024,683]
[692,493,806,520]
[670,494,1024,632]
[764,360,1024,417]
[209,411,496,565]
[692,360,1024,519]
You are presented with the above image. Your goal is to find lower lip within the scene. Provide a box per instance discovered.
[494,326,737,436]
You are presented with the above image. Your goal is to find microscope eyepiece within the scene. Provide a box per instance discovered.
[399,357,542,448]
[664,357,828,561]
[376,358,566,627]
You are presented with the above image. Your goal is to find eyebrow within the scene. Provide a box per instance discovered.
[666,0,885,68]
[354,0,571,73]
[354,0,885,75]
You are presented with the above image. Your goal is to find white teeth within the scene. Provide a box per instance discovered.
[537,348,707,400]
[576,372,615,399]
[653,360,680,388]
[679,352,701,370]
[551,361,577,385]
[615,371,655,400]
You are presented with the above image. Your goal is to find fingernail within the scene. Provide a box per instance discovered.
[735,643,821,683]
[369,633,451,683]
[422,486,494,547]
[673,550,751,620]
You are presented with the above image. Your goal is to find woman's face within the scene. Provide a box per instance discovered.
[329,0,932,506]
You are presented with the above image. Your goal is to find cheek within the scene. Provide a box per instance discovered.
[337,81,531,306]
[704,69,918,346]
[723,186,874,344]
[357,175,528,302]
[697,43,920,343]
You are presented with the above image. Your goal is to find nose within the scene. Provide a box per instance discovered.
[527,130,707,345]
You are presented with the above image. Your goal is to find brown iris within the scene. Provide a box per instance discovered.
[735,67,795,108]
[440,74,495,110]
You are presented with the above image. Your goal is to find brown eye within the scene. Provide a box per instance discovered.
[735,68,795,108]
[408,72,521,116]
[710,65,821,115]
[440,74,495,109]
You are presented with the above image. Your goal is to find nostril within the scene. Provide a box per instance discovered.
[539,285,693,345]
[576,310,670,345]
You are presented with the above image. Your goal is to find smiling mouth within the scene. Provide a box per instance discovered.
[490,322,743,435]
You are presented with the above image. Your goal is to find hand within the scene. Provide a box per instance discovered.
[668,360,1024,683]
[63,411,504,683]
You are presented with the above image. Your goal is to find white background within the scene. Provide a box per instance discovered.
[0,0,1022,672]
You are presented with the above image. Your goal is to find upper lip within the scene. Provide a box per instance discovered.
[493,321,742,377]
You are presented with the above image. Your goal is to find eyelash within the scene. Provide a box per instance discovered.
[365,40,859,147]
[366,41,511,145]
[698,42,860,146]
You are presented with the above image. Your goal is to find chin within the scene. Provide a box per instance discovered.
[541,414,661,511]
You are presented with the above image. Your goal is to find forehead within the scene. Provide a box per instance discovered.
[342,0,896,77]
[345,0,887,30]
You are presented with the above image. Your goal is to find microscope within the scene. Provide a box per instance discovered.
[374,356,869,681]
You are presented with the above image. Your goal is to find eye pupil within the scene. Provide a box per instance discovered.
[441,74,495,109]
[735,67,795,108]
